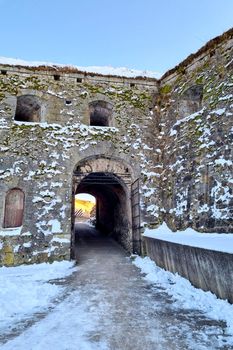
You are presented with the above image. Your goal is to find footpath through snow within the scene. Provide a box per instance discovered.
[0,225,233,350]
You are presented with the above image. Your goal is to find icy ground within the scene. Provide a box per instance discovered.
[0,224,233,350]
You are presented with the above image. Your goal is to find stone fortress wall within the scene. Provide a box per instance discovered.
[159,29,233,232]
[0,28,232,266]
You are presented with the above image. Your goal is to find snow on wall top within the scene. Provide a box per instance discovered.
[0,56,161,80]
[143,223,233,254]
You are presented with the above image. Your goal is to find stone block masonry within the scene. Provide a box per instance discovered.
[0,28,232,266]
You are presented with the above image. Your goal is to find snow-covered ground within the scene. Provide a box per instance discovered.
[1,251,233,349]
[0,261,77,334]
[144,222,233,253]
[1,289,109,350]
[133,256,233,337]
[0,56,161,79]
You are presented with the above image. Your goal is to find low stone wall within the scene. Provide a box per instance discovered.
[144,236,233,303]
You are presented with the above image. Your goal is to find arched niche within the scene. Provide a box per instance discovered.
[15,95,41,122]
[89,100,113,127]
[178,85,203,117]
[182,85,203,101]
[3,188,25,228]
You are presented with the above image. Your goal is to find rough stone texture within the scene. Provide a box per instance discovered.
[159,33,233,232]
[144,236,233,303]
[0,67,159,265]
[0,28,232,266]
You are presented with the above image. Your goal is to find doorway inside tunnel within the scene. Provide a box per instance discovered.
[71,166,141,259]
[74,193,96,225]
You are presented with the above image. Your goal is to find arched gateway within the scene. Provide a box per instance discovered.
[71,156,141,258]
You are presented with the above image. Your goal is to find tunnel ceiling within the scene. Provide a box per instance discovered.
[76,173,124,202]
[77,172,122,186]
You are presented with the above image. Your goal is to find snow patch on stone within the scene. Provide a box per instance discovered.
[0,227,22,237]
[48,219,62,234]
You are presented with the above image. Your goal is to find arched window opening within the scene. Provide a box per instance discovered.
[3,189,25,228]
[182,85,203,102]
[179,85,203,117]
[15,95,41,122]
[89,101,113,127]
[75,193,96,226]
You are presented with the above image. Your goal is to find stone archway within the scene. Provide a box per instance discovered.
[71,156,141,258]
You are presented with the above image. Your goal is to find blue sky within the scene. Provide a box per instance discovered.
[0,0,232,74]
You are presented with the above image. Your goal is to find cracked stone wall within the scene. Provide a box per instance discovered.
[0,29,232,266]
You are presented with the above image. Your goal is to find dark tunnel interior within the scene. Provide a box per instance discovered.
[74,172,130,242]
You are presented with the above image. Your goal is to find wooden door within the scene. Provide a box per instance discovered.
[4,189,24,228]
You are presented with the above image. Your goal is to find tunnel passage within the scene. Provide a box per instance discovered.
[71,171,140,258]
[75,172,129,239]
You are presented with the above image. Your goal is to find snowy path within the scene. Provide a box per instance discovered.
[1,224,233,350]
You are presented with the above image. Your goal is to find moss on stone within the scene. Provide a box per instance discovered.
[2,244,14,266]
[160,84,172,94]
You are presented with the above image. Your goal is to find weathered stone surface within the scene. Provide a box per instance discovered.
[2,244,14,265]
[160,37,233,232]
[0,29,232,266]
